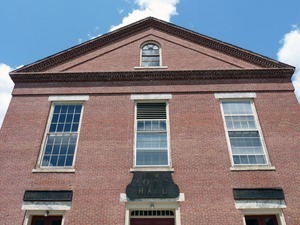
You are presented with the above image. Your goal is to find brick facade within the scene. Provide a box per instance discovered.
[0,17,299,225]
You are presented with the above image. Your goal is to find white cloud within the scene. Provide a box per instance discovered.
[277,26,300,103]
[118,8,125,14]
[110,0,179,31]
[0,63,14,128]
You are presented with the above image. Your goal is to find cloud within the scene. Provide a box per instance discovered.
[110,0,179,31]
[277,26,300,103]
[118,8,125,14]
[0,63,14,128]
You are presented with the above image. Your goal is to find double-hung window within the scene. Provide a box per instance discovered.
[221,100,268,165]
[40,103,83,168]
[135,102,169,166]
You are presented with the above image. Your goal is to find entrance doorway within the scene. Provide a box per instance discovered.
[31,216,62,225]
[245,215,278,225]
[130,210,175,225]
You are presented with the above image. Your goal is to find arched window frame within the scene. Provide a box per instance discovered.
[140,42,162,67]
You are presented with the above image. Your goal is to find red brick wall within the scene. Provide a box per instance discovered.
[0,78,299,224]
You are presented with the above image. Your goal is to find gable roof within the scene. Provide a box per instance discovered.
[11,17,294,75]
[10,17,295,84]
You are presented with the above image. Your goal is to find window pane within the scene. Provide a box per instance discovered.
[60,105,67,113]
[65,156,74,166]
[71,123,79,132]
[73,114,80,123]
[240,156,249,164]
[245,219,259,225]
[145,121,151,130]
[60,144,68,154]
[34,220,45,225]
[75,105,82,113]
[52,220,62,225]
[137,121,144,130]
[256,155,266,164]
[57,124,64,132]
[152,121,159,130]
[66,114,73,123]
[160,121,166,130]
[57,156,66,166]
[51,114,59,123]
[64,123,71,132]
[233,156,241,164]
[45,145,53,154]
[248,155,257,164]
[42,156,50,166]
[59,114,66,123]
[50,156,58,166]
[49,124,57,132]
[52,144,60,154]
[136,151,168,166]
[68,105,75,113]
[222,101,253,115]
[265,218,276,225]
[54,105,61,113]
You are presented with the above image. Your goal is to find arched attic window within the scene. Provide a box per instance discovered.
[141,42,161,67]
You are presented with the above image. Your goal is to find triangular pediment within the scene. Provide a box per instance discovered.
[11,17,293,75]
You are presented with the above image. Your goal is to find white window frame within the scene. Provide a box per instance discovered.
[215,93,274,170]
[34,96,88,173]
[137,41,165,68]
[141,41,161,67]
[131,94,172,170]
[133,101,171,168]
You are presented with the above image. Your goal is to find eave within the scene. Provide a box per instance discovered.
[10,68,294,84]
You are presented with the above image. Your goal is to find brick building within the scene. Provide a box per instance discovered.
[0,17,299,225]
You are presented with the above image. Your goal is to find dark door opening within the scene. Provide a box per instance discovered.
[245,215,278,225]
[31,216,62,225]
[131,218,174,225]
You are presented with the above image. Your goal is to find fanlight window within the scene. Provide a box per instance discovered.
[141,43,160,67]
[131,210,174,217]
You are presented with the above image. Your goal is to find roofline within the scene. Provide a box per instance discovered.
[10,68,294,83]
[11,17,295,74]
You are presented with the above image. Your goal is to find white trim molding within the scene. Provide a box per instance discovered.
[22,201,71,211]
[235,200,286,209]
[48,95,89,101]
[214,92,256,99]
[120,193,185,203]
[131,94,172,100]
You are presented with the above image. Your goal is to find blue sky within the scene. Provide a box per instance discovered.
[0,0,300,127]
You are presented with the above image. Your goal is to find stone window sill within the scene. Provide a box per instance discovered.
[32,168,75,173]
[134,66,168,70]
[230,165,276,171]
[130,167,174,172]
